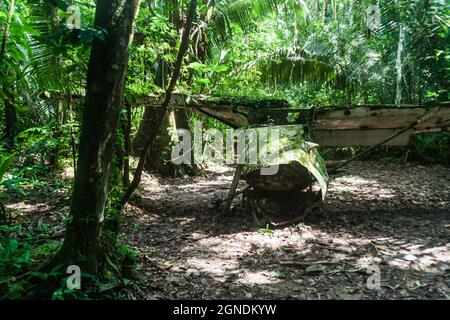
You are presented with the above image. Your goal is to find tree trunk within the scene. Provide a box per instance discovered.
[132,105,176,176]
[1,0,17,148]
[0,0,15,61]
[67,95,77,171]
[49,6,63,168]
[4,93,17,148]
[122,0,197,206]
[395,24,405,106]
[53,0,139,274]
[133,108,195,177]
[323,0,328,19]
[123,103,132,187]
[132,55,169,174]
[172,109,197,176]
[149,112,176,176]
[49,96,63,167]
[132,0,192,177]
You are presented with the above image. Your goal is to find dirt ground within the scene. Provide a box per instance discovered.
[120,161,450,300]
[7,161,450,299]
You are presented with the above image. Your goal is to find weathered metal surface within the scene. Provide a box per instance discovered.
[314,129,413,147]
[39,92,450,146]
[313,105,450,130]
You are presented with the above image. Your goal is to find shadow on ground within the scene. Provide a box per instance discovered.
[121,161,450,299]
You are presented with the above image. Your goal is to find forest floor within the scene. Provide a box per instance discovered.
[121,161,450,300]
[7,161,450,300]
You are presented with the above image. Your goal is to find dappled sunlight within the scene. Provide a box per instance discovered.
[331,176,396,199]
[119,161,450,299]
[2,0,450,302]
[325,162,450,212]
[184,256,239,277]
[238,270,282,285]
[387,245,450,274]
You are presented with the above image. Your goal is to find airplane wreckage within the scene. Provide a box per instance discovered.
[40,92,450,225]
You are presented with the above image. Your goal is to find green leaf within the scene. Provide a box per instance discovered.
[270,270,284,279]
[0,154,15,182]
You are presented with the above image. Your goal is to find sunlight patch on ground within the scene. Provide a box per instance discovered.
[6,202,44,213]
[331,176,396,199]
[238,270,281,285]
[388,245,450,274]
[125,161,450,299]
[349,236,450,275]
[184,257,239,276]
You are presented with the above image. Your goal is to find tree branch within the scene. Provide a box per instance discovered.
[121,0,197,206]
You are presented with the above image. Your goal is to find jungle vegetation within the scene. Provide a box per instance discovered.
[0,0,448,299]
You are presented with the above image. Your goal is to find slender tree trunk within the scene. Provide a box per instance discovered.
[332,0,337,20]
[122,0,197,206]
[151,113,174,175]
[53,0,139,274]
[349,0,353,29]
[49,96,63,166]
[132,99,176,176]
[123,103,132,187]
[49,6,63,167]
[67,95,77,171]
[4,93,17,148]
[172,109,197,175]
[323,0,328,19]
[134,0,180,174]
[132,0,195,177]
[132,12,172,176]
[395,24,405,106]
[1,0,17,149]
[0,0,14,60]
